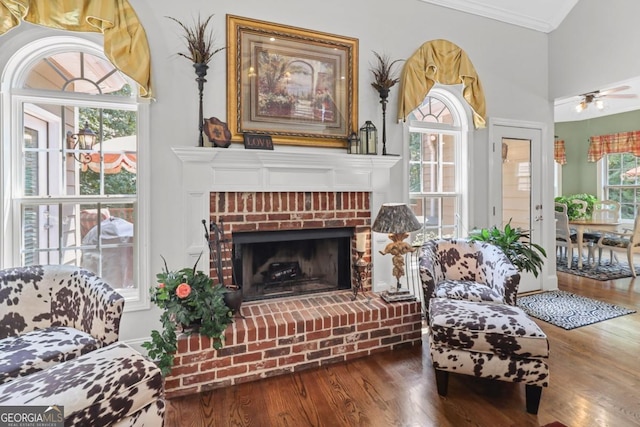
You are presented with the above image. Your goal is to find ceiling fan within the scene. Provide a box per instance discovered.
[557,85,637,112]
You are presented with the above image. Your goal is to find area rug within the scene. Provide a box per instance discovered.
[555,255,638,281]
[517,290,636,330]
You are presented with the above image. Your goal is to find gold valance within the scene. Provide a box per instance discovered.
[397,39,486,129]
[0,0,152,98]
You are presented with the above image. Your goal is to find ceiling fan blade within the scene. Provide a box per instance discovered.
[600,85,631,95]
[602,93,637,99]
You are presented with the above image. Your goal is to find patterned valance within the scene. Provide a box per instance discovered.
[397,39,486,129]
[587,130,640,162]
[0,0,152,98]
[554,139,567,165]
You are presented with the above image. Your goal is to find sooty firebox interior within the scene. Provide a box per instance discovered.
[232,228,352,301]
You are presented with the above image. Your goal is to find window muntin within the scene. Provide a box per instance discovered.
[408,94,462,240]
[26,51,130,96]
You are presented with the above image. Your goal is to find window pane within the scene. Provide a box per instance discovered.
[409,195,458,241]
[421,163,437,192]
[442,135,455,163]
[442,165,455,192]
[22,203,63,265]
[80,204,135,289]
[25,52,130,96]
[409,163,421,193]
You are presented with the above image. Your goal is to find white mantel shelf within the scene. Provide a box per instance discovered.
[172,145,400,192]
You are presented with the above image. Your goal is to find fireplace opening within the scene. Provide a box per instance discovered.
[232,228,352,301]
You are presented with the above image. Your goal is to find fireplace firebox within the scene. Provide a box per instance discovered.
[232,228,352,301]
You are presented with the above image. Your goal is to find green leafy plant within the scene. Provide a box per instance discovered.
[468,220,547,277]
[142,253,232,376]
[554,194,598,220]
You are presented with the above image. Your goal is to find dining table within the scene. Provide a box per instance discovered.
[568,219,621,268]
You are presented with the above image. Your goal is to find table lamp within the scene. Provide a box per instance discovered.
[372,203,422,291]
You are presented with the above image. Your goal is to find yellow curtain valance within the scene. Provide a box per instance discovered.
[587,131,640,162]
[397,39,486,129]
[0,0,152,98]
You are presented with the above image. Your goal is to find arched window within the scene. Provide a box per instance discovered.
[407,88,469,240]
[2,35,149,310]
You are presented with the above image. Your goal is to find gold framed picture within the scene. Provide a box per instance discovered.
[226,15,358,148]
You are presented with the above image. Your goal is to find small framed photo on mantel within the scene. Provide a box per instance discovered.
[243,133,274,150]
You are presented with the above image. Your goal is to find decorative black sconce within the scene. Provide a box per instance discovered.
[66,122,97,164]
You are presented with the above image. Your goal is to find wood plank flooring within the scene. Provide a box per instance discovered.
[165,271,640,427]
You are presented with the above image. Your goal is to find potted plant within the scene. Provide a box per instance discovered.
[142,253,233,376]
[468,220,547,277]
[554,194,598,220]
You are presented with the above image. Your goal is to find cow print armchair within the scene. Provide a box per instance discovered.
[419,238,521,316]
[0,264,124,384]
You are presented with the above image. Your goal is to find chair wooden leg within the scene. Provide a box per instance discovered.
[628,250,636,277]
[434,369,448,396]
[525,384,543,414]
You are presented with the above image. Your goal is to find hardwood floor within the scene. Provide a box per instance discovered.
[165,272,640,427]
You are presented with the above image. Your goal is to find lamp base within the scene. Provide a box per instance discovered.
[380,289,415,303]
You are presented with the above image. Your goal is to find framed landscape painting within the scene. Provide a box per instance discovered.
[226,15,358,148]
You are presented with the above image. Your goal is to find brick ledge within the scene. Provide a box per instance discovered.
[165,291,422,399]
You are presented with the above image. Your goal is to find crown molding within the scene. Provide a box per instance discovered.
[418,0,578,33]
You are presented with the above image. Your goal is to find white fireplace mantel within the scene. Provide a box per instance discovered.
[173,145,401,292]
[172,145,400,192]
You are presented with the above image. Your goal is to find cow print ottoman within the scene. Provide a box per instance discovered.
[428,298,550,414]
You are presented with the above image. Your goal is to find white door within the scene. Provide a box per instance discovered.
[490,123,543,293]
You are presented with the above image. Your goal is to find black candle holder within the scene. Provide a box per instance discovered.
[194,63,209,148]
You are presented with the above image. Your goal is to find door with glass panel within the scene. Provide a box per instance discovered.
[493,125,543,293]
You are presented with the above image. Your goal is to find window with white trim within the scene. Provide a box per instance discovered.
[408,92,465,241]
[2,36,148,309]
[601,152,640,221]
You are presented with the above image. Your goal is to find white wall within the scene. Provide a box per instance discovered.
[1,0,554,346]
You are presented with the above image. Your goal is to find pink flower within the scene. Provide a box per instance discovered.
[176,283,191,299]
[158,283,165,289]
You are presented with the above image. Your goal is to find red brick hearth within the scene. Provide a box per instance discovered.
[163,190,423,398]
[164,292,422,398]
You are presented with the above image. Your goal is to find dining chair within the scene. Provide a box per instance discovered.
[592,200,621,222]
[589,200,621,263]
[555,203,577,268]
[595,214,640,276]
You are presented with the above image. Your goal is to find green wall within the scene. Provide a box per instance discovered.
[555,110,640,196]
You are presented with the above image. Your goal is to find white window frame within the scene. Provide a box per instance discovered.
[597,154,639,224]
[1,35,150,311]
[404,87,471,237]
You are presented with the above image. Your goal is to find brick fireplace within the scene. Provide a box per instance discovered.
[166,146,422,398]
[209,190,372,297]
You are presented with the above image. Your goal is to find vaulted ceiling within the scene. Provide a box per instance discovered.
[420,0,640,122]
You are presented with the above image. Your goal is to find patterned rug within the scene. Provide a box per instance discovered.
[517,290,636,330]
[556,255,638,281]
